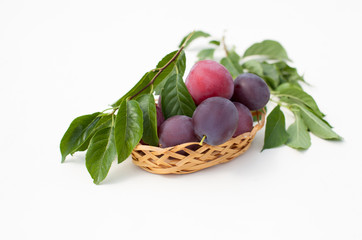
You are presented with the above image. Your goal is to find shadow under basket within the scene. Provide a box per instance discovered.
[132,111,266,175]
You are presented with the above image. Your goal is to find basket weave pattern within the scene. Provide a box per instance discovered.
[132,112,265,174]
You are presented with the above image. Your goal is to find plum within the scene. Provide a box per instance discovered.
[192,97,238,145]
[156,105,164,131]
[185,60,234,105]
[232,73,270,110]
[232,102,253,137]
[158,115,199,148]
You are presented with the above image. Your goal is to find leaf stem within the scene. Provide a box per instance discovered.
[128,32,195,101]
[221,35,229,57]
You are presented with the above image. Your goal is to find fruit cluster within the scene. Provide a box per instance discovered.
[156,60,270,147]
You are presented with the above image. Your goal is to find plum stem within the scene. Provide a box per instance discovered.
[199,135,206,145]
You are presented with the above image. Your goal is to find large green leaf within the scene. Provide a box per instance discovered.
[85,126,117,184]
[154,50,186,94]
[115,100,143,163]
[286,109,311,150]
[243,40,290,61]
[60,112,101,163]
[75,114,113,152]
[262,105,289,150]
[137,94,159,146]
[176,50,186,77]
[179,31,210,48]
[298,106,341,140]
[277,86,325,118]
[161,74,196,119]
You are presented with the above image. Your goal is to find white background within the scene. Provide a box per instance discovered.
[1,0,361,239]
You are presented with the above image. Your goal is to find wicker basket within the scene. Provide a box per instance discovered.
[132,111,265,174]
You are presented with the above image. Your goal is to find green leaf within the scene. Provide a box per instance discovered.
[85,126,117,184]
[220,51,243,78]
[275,61,304,84]
[229,50,242,65]
[115,100,143,163]
[286,109,311,150]
[75,114,113,152]
[277,86,325,118]
[262,105,289,150]
[137,94,159,146]
[243,40,290,61]
[161,74,196,119]
[261,62,280,89]
[60,112,101,163]
[276,82,302,92]
[197,48,215,60]
[209,40,220,46]
[175,50,186,77]
[242,60,263,76]
[179,31,210,48]
[221,57,239,78]
[298,105,342,140]
[154,50,186,95]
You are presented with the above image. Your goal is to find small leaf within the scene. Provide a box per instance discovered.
[242,60,263,76]
[209,40,220,46]
[137,94,159,146]
[115,100,143,163]
[262,105,289,150]
[298,106,342,140]
[286,109,311,150]
[277,86,325,118]
[60,112,101,163]
[161,74,196,119]
[85,126,117,184]
[179,31,210,48]
[197,48,215,60]
[243,40,290,61]
[220,51,243,78]
[221,57,239,78]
